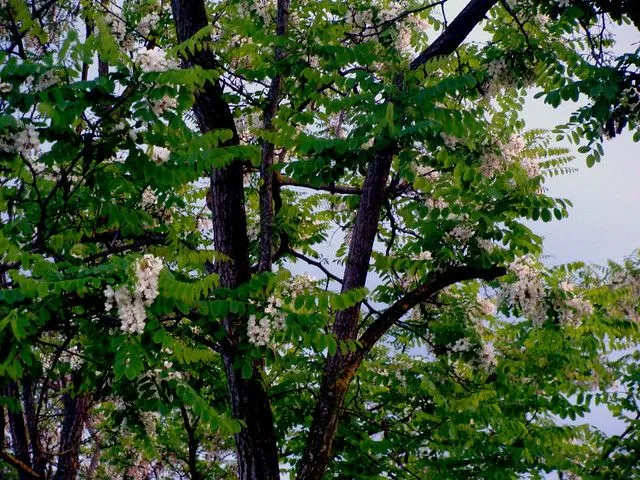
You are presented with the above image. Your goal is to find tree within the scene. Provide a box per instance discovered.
[1,0,639,479]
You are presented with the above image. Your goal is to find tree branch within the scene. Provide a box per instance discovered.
[358,265,506,352]
[410,0,499,70]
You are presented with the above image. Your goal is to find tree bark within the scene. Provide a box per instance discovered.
[170,2,280,478]
[52,392,92,480]
[258,0,290,273]
[5,382,34,480]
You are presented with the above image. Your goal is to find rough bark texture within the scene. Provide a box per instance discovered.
[258,0,290,273]
[170,2,280,478]
[5,382,33,480]
[52,393,92,480]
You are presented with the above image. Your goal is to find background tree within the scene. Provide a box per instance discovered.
[0,0,639,479]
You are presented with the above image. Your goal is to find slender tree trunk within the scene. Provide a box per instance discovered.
[52,392,91,480]
[296,147,395,480]
[170,2,280,478]
[21,377,46,477]
[5,382,34,480]
[296,2,499,477]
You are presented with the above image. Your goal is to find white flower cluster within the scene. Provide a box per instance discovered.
[150,95,177,116]
[13,125,40,155]
[247,314,271,346]
[105,12,128,47]
[477,296,497,316]
[60,345,83,370]
[426,197,448,210]
[289,273,317,298]
[253,0,275,24]
[483,58,514,97]
[247,293,290,347]
[480,134,539,179]
[553,280,594,328]
[450,337,471,353]
[138,12,161,37]
[104,255,164,334]
[35,70,58,91]
[141,187,158,209]
[150,145,170,163]
[479,342,498,371]
[502,257,546,325]
[0,81,11,93]
[135,47,178,73]
[445,225,474,244]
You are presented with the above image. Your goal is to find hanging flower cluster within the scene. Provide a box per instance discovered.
[480,134,540,179]
[105,255,164,334]
[502,256,547,325]
[135,47,178,73]
[553,280,594,328]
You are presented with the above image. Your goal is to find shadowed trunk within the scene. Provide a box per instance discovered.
[170,1,280,478]
[52,392,92,480]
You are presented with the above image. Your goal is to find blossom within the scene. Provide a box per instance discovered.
[478,296,497,316]
[13,125,40,155]
[479,342,498,371]
[445,225,474,243]
[289,273,317,298]
[0,81,11,93]
[135,47,177,73]
[150,95,177,116]
[138,12,160,36]
[450,338,471,353]
[35,70,58,91]
[150,146,170,163]
[247,315,271,346]
[104,255,164,334]
[105,12,127,45]
[141,188,158,209]
[502,257,546,325]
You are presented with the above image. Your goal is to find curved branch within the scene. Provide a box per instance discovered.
[358,265,506,353]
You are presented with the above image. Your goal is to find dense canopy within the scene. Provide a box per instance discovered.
[0,0,639,479]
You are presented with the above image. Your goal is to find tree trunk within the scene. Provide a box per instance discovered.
[295,147,395,480]
[52,392,91,480]
[170,2,280,478]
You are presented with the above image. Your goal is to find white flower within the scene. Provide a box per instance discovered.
[13,126,40,155]
[150,95,177,116]
[503,257,546,325]
[478,296,497,316]
[135,47,177,73]
[450,338,471,353]
[416,250,432,261]
[479,343,498,371]
[520,158,540,179]
[35,70,58,91]
[289,273,317,298]
[105,13,127,45]
[247,315,271,346]
[105,255,163,334]
[150,146,170,163]
[445,225,474,243]
[0,81,11,93]
[138,12,160,37]
[141,187,158,209]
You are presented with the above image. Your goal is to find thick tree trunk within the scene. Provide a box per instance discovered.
[170,2,280,478]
